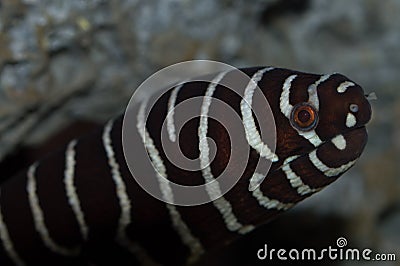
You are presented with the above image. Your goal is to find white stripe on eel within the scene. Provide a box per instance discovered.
[281,156,321,196]
[64,139,89,241]
[0,189,26,266]
[103,120,135,247]
[249,173,294,210]
[279,74,297,118]
[103,119,159,266]
[199,71,254,235]
[309,150,356,177]
[331,135,347,150]
[337,81,355,93]
[137,100,204,264]
[167,83,185,142]
[279,74,323,147]
[27,163,81,256]
[240,67,278,162]
[307,74,331,111]
[283,134,348,193]
[346,113,357,128]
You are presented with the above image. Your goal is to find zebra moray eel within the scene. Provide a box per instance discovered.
[0,67,372,266]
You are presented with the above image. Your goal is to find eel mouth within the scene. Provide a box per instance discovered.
[277,126,368,173]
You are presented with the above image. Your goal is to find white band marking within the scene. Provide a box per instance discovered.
[331,135,347,150]
[103,119,160,265]
[138,101,204,264]
[0,189,26,266]
[279,74,297,118]
[281,156,320,196]
[64,139,89,241]
[346,113,357,128]
[103,120,132,244]
[309,150,356,177]
[307,74,331,111]
[27,163,80,256]
[240,67,278,162]
[298,131,323,147]
[250,173,294,210]
[337,81,355,93]
[167,83,185,142]
[199,71,254,235]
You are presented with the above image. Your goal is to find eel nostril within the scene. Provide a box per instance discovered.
[365,92,377,101]
[350,104,359,113]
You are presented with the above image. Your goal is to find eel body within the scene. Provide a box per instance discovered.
[0,67,372,265]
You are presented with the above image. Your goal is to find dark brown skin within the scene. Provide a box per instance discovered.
[144,67,371,262]
[0,67,371,266]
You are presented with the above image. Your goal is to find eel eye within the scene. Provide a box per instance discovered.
[290,103,318,131]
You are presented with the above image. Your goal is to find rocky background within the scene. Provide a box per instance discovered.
[0,0,399,265]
